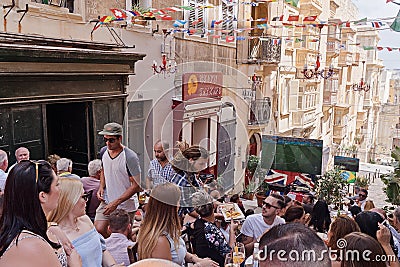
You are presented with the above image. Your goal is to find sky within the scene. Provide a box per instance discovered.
[352,0,400,69]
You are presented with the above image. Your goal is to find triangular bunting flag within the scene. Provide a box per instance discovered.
[226,36,235,42]
[110,9,126,20]
[303,16,317,22]
[288,15,299,22]
[391,10,400,32]
[173,20,187,27]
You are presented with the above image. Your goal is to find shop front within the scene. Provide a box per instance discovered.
[0,33,145,175]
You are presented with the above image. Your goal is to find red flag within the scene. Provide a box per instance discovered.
[288,15,299,21]
[387,47,393,51]
[377,46,383,51]
[110,9,126,19]
[387,0,394,3]
[303,15,317,22]
[226,36,235,42]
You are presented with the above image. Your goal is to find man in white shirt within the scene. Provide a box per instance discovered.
[95,122,142,238]
[7,147,29,173]
[240,193,285,245]
[0,150,8,191]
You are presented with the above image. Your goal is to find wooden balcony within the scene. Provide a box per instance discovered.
[352,52,360,66]
[356,110,368,129]
[333,124,347,141]
[291,108,316,128]
[299,0,323,14]
[338,51,353,67]
[323,90,337,107]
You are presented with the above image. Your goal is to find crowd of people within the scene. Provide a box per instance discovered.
[1,121,400,267]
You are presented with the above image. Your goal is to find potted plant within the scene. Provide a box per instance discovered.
[315,167,348,208]
[131,4,150,26]
[242,181,257,200]
[255,180,269,207]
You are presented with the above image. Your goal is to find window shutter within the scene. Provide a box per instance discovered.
[289,80,299,111]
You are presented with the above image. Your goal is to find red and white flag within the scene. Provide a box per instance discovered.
[226,35,235,42]
[110,9,127,19]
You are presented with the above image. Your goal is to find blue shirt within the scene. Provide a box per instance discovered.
[72,228,106,267]
[147,159,175,187]
[169,172,202,216]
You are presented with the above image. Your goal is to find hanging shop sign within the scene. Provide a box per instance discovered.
[182,72,223,101]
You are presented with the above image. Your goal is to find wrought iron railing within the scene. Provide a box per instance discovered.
[248,98,271,125]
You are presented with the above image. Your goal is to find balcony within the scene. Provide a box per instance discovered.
[335,104,350,115]
[356,110,368,129]
[323,90,337,108]
[248,98,271,126]
[239,34,281,64]
[352,52,360,66]
[326,40,340,59]
[291,108,316,127]
[338,51,353,67]
[300,0,323,14]
[333,124,347,141]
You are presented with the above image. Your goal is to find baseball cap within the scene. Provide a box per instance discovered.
[98,122,123,135]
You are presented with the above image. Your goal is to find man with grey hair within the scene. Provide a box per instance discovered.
[146,140,175,189]
[7,146,29,173]
[0,150,8,191]
[57,158,80,179]
[81,159,102,220]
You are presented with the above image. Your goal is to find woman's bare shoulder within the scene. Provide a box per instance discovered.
[1,235,61,266]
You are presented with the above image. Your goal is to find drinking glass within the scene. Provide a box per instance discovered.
[224,253,239,267]
[232,242,245,264]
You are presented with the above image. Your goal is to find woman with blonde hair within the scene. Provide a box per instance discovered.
[47,178,117,267]
[0,161,80,267]
[137,183,217,267]
[364,200,375,211]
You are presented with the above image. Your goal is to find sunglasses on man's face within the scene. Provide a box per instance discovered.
[359,194,367,198]
[263,202,280,209]
[104,137,117,143]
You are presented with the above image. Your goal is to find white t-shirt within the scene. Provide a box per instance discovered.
[102,147,141,212]
[240,214,285,240]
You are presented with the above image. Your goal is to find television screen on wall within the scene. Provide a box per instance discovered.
[260,135,323,175]
[334,156,360,172]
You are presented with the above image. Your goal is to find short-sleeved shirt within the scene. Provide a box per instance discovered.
[0,169,7,191]
[105,233,135,266]
[147,159,175,187]
[100,146,141,212]
[240,214,285,240]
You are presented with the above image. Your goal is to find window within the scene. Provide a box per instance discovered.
[187,0,206,36]
[32,0,74,13]
[221,1,236,40]
[281,79,290,114]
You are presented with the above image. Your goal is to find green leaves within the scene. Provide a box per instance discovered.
[315,167,348,206]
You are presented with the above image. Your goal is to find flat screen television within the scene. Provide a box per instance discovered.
[334,156,360,172]
[260,135,323,175]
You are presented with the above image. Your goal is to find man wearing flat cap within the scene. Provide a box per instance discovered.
[94,122,142,238]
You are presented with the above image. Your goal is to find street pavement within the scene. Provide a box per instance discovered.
[359,162,395,209]
[368,175,391,209]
